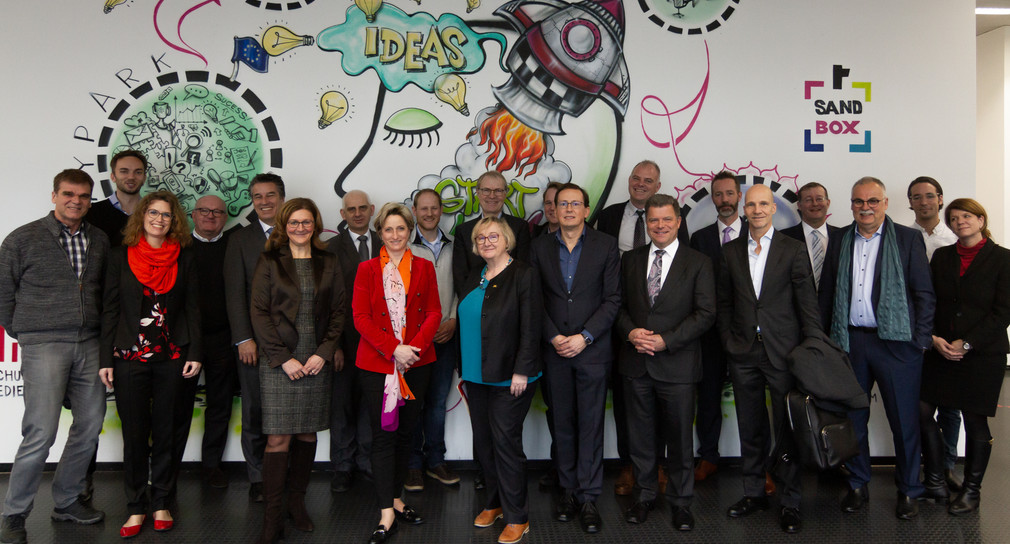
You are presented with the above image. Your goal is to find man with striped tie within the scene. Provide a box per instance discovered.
[782,182,840,290]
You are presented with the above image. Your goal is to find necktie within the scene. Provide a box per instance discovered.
[357,234,369,262]
[722,226,732,246]
[647,249,665,306]
[810,230,825,289]
[633,210,646,248]
[266,226,273,237]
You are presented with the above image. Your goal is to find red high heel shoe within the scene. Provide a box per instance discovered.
[120,515,145,539]
[153,515,174,532]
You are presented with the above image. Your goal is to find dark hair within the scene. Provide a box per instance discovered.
[52,169,94,193]
[797,182,829,201]
[554,182,590,207]
[945,198,992,241]
[122,191,191,248]
[412,188,441,207]
[644,194,681,218]
[266,198,326,251]
[711,171,740,192]
[250,172,286,198]
[543,181,564,200]
[907,176,944,210]
[110,149,148,171]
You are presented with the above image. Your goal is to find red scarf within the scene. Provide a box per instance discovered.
[127,237,180,293]
[956,238,986,277]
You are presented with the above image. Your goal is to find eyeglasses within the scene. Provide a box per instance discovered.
[478,188,506,196]
[195,208,226,217]
[146,209,173,221]
[851,198,883,208]
[557,201,584,209]
[476,233,500,244]
[287,220,314,229]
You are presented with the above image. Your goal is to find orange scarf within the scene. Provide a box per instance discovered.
[127,237,180,293]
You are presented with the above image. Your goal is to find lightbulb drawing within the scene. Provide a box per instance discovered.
[261,25,314,57]
[103,0,127,13]
[354,0,384,23]
[434,73,469,116]
[465,0,480,13]
[318,91,348,129]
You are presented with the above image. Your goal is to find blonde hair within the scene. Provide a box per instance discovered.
[471,216,515,255]
[373,202,415,233]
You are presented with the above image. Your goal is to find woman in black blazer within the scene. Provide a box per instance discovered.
[920,198,1010,515]
[99,191,202,538]
[249,198,344,543]
[457,217,541,544]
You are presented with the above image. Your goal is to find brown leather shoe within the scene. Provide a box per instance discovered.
[765,472,776,495]
[694,460,718,481]
[498,522,529,544]
[614,464,634,496]
[658,465,668,494]
[474,508,503,528]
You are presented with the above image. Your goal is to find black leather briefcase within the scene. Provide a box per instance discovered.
[786,390,860,470]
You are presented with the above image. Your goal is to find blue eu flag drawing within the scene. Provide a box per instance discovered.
[231,36,269,78]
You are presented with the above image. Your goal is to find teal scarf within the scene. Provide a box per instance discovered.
[829,219,911,351]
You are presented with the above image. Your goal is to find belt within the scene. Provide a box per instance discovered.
[848,326,878,334]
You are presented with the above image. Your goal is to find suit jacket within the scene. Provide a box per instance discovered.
[85,198,128,248]
[326,229,381,354]
[224,222,268,346]
[452,214,531,297]
[529,225,621,364]
[458,261,542,382]
[593,200,689,248]
[250,245,345,368]
[818,218,935,350]
[353,253,442,374]
[689,217,748,274]
[717,229,822,369]
[615,243,716,383]
[929,239,1010,355]
[781,222,841,282]
[101,245,202,368]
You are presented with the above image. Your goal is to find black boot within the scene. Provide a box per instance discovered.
[949,437,992,515]
[257,451,288,544]
[288,440,316,532]
[920,423,949,502]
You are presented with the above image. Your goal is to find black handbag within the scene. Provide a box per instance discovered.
[786,390,860,470]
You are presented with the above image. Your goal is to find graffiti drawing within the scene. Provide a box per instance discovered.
[231,25,315,79]
[383,109,443,147]
[638,0,741,34]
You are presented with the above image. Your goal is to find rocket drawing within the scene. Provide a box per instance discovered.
[493,0,631,135]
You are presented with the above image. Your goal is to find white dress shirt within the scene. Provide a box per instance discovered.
[618,201,645,253]
[646,239,679,289]
[801,221,830,271]
[719,217,744,246]
[911,220,957,261]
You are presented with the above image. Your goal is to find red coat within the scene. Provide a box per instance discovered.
[353,254,441,374]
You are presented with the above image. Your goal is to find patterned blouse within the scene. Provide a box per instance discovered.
[117,287,181,362]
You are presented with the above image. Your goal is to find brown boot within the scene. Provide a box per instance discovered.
[614,464,634,496]
[498,522,529,544]
[288,439,316,532]
[257,451,287,544]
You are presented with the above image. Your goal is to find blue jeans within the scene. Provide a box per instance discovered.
[3,339,106,515]
[409,337,457,470]
[938,407,962,469]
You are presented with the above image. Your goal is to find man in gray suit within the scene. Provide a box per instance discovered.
[717,185,821,534]
[616,194,715,532]
[223,173,285,502]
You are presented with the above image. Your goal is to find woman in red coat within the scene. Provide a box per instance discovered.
[353,202,441,544]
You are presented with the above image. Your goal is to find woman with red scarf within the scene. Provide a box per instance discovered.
[99,191,202,538]
[920,198,1010,515]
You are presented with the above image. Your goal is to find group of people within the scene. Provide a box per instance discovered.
[0,150,1006,544]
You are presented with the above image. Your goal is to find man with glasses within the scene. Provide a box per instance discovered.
[186,195,237,489]
[529,183,620,534]
[782,182,840,289]
[819,177,935,520]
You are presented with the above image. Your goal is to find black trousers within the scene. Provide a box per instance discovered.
[467,381,536,524]
[361,365,431,509]
[114,357,186,515]
[330,361,372,473]
[199,330,238,468]
[623,374,694,504]
[696,329,728,464]
[545,357,609,503]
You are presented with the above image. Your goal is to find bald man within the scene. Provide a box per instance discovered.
[716,185,821,533]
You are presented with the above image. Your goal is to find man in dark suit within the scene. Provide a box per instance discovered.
[818,177,935,520]
[529,183,620,534]
[223,173,285,502]
[688,170,747,482]
[615,194,715,531]
[325,189,379,493]
[84,149,146,247]
[718,184,821,534]
[452,171,531,297]
[781,182,840,290]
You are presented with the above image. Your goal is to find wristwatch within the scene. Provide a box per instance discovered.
[582,332,593,345]
[963,341,972,352]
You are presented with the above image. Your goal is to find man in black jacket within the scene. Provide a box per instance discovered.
[780,182,839,289]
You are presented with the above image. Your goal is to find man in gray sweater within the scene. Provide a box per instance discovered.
[0,169,109,544]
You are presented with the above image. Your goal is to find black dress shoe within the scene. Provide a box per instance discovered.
[780,507,801,533]
[840,486,868,513]
[672,506,694,531]
[727,496,769,518]
[394,505,424,525]
[249,482,264,503]
[579,501,602,534]
[331,471,352,493]
[473,472,486,490]
[895,492,919,520]
[624,501,653,524]
[368,520,399,544]
[555,493,578,522]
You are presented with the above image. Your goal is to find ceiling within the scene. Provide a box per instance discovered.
[978,0,1010,35]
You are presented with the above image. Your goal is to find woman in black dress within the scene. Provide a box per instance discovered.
[920,198,1010,515]
[250,198,345,543]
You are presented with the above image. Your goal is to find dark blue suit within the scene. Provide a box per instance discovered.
[818,217,935,496]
